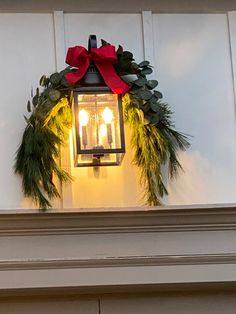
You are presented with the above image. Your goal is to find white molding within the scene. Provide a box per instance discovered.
[53,11,66,71]
[1,264,236,291]
[227,12,236,112]
[142,11,155,77]
[0,205,236,293]
[1,253,236,271]
[1,204,236,236]
[53,10,73,208]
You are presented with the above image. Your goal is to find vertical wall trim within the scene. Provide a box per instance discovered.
[53,11,73,209]
[53,11,66,70]
[142,11,155,77]
[53,11,65,209]
[227,12,236,112]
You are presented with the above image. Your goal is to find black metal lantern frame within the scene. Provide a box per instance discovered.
[72,35,125,167]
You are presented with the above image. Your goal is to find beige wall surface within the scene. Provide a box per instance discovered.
[0,0,236,13]
[0,296,98,314]
[100,291,236,314]
[1,290,236,314]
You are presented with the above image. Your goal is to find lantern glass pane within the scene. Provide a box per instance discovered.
[77,93,122,151]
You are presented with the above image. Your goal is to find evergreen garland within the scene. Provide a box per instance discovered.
[15,40,190,210]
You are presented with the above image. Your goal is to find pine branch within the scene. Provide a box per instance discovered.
[15,89,72,209]
[123,94,190,206]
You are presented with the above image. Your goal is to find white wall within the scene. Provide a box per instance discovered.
[0,14,56,209]
[1,12,236,209]
[153,13,236,205]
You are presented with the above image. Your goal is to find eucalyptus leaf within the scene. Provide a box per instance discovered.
[154,90,163,99]
[50,73,61,85]
[146,80,158,89]
[139,61,150,67]
[49,89,61,102]
[116,58,132,74]
[131,62,139,71]
[122,51,133,60]
[141,68,153,75]
[129,85,142,94]
[32,95,38,107]
[27,101,31,112]
[150,102,160,113]
[133,77,147,87]
[40,75,47,87]
[137,89,152,100]
[60,76,70,87]
[141,102,151,113]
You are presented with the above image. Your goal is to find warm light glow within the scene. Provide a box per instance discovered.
[100,124,107,137]
[102,107,113,124]
[79,109,89,126]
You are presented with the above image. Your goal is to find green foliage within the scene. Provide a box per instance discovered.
[15,39,190,209]
[115,42,190,205]
[123,94,190,205]
[14,69,75,210]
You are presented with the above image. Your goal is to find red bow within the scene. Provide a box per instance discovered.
[65,45,130,94]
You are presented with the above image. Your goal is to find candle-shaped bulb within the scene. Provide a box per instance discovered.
[79,109,89,148]
[102,107,113,146]
[102,107,113,124]
[79,109,89,126]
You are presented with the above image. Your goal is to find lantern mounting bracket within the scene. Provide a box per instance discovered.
[88,35,97,52]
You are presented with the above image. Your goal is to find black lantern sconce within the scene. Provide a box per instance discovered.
[72,35,126,167]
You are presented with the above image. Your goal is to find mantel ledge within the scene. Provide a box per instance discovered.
[0,203,236,236]
[1,204,236,293]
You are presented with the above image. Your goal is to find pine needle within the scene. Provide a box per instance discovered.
[123,93,190,206]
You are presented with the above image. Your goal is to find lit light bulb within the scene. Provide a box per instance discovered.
[100,124,107,137]
[79,109,89,126]
[102,107,113,124]
[102,107,113,147]
[79,109,89,148]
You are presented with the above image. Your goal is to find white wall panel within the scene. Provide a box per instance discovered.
[0,14,56,209]
[64,13,143,61]
[153,14,236,205]
[1,12,236,209]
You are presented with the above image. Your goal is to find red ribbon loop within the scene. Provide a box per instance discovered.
[65,45,130,94]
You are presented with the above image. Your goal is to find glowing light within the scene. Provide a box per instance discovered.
[102,107,113,124]
[79,109,89,126]
[100,124,107,137]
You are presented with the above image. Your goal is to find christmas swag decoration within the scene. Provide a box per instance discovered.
[14,37,190,210]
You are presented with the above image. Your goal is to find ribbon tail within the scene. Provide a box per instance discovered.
[65,59,90,86]
[95,62,130,94]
